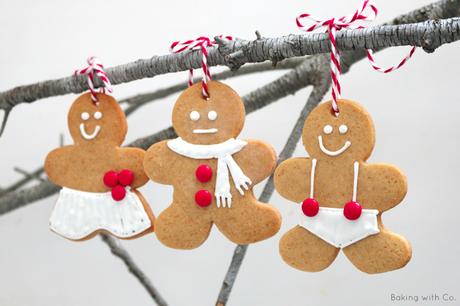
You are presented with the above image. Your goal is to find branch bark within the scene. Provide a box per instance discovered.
[0,1,458,121]
[0,55,320,214]
[123,57,305,116]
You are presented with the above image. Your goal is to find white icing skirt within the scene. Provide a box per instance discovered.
[49,187,152,240]
[299,207,380,248]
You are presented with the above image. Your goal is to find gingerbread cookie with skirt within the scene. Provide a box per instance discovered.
[45,93,155,241]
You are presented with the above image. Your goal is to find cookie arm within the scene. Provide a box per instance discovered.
[274,157,311,203]
[143,140,177,185]
[118,147,149,189]
[359,163,408,212]
[234,139,277,185]
[44,146,74,187]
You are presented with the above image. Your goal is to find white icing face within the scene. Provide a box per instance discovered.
[318,124,351,156]
[79,111,102,140]
[323,124,333,134]
[208,110,217,121]
[190,111,200,121]
[190,110,219,134]
[339,124,348,134]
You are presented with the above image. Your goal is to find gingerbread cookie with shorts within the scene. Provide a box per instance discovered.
[274,99,411,273]
[144,81,281,249]
[45,93,154,241]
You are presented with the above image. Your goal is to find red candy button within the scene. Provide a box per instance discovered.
[111,185,126,201]
[343,201,362,220]
[195,189,212,207]
[195,164,213,183]
[301,198,320,217]
[103,171,119,188]
[118,169,134,186]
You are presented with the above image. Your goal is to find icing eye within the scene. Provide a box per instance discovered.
[208,110,217,121]
[323,125,333,134]
[190,111,200,121]
[81,112,90,121]
[339,124,348,134]
[94,111,103,120]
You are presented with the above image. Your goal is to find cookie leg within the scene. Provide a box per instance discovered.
[214,201,281,244]
[279,226,340,272]
[155,204,212,249]
[343,229,412,274]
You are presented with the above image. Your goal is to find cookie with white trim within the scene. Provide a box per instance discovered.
[45,93,155,241]
[274,99,411,274]
[144,81,281,249]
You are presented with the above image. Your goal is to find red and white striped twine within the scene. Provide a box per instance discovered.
[296,0,416,115]
[170,36,233,99]
[75,56,113,103]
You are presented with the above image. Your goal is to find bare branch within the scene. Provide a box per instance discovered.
[0,167,45,196]
[2,0,458,217]
[13,167,45,182]
[216,73,331,306]
[123,57,305,116]
[0,1,458,120]
[0,180,59,215]
[100,234,168,306]
[0,56,317,214]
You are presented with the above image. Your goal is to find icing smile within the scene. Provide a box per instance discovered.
[318,135,351,156]
[193,128,218,134]
[79,123,101,140]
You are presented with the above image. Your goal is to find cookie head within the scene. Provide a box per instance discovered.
[68,93,127,145]
[172,81,245,145]
[302,100,375,161]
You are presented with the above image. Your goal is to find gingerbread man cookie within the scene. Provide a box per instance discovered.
[274,99,411,274]
[144,81,281,249]
[45,93,154,241]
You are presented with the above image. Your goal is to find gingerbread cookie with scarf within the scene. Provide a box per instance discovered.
[144,81,281,249]
[45,93,155,241]
[274,99,411,274]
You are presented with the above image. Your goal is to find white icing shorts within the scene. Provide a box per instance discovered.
[49,187,151,240]
[299,207,380,248]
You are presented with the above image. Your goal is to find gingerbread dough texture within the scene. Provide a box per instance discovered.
[274,99,411,274]
[45,93,154,241]
[144,81,281,249]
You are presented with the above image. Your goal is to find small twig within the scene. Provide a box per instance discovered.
[0,109,10,136]
[13,167,45,182]
[0,167,45,196]
[59,133,64,147]
[100,234,168,306]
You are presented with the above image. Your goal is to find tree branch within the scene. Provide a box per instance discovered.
[0,167,45,196]
[123,57,306,116]
[0,1,458,126]
[100,234,168,306]
[215,73,330,306]
[0,56,318,214]
[2,0,460,217]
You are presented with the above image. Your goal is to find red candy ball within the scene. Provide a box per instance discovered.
[195,164,213,183]
[103,171,119,188]
[118,169,134,186]
[111,185,126,201]
[301,198,320,217]
[195,189,212,207]
[343,201,362,220]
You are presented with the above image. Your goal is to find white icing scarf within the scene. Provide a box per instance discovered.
[167,137,252,208]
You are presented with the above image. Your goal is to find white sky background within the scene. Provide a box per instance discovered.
[0,0,459,305]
